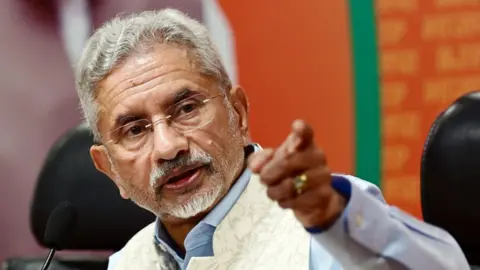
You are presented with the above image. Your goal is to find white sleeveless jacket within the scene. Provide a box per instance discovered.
[114,174,311,270]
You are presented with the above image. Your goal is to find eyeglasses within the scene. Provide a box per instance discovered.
[105,93,222,159]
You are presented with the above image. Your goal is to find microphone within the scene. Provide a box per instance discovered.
[41,202,78,270]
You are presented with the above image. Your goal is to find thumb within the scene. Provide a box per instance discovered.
[247,148,275,173]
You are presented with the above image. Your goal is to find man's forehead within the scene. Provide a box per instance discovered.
[98,45,194,96]
[94,46,200,106]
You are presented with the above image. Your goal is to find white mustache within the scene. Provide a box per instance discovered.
[149,150,213,188]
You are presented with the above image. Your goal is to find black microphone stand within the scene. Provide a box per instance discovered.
[40,249,56,270]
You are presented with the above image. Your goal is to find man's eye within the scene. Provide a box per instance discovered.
[178,103,198,115]
[124,124,147,138]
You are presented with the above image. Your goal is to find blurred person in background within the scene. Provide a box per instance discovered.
[75,9,469,270]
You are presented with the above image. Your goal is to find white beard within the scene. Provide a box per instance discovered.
[165,182,223,219]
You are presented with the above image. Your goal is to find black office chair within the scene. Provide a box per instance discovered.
[422,91,480,268]
[2,123,155,270]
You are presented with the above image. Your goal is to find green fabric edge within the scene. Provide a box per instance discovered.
[347,0,381,187]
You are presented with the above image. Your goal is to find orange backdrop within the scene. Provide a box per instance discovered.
[377,0,480,218]
[218,0,355,174]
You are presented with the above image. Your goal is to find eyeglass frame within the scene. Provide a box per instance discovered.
[100,93,224,151]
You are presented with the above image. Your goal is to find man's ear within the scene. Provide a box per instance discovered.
[90,145,129,199]
[229,85,250,143]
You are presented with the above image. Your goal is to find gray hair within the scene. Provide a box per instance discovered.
[75,9,232,142]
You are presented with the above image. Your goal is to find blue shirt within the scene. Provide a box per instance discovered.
[108,144,470,269]
[108,144,351,269]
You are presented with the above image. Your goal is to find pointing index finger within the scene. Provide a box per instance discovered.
[287,119,314,154]
[271,119,314,160]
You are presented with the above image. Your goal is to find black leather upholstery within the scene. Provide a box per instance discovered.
[30,123,155,251]
[421,91,480,266]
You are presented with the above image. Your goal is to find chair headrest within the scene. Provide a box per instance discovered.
[30,123,155,251]
[421,91,480,265]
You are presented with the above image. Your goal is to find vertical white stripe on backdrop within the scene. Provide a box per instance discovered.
[202,0,238,85]
[58,0,92,67]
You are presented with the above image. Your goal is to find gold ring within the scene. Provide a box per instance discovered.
[293,173,308,195]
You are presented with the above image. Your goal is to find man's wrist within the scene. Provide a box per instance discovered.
[305,175,352,233]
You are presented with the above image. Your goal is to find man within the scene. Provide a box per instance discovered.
[74,8,468,270]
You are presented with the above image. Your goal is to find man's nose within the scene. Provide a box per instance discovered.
[150,123,188,161]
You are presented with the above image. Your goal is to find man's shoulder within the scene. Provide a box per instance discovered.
[105,222,158,270]
[120,221,157,251]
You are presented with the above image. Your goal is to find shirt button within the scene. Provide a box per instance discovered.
[355,214,364,227]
